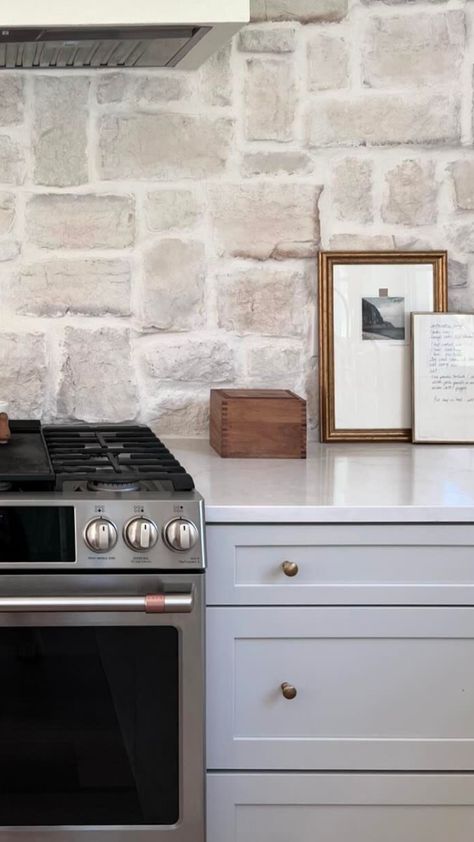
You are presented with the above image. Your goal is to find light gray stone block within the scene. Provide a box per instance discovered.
[239,25,297,52]
[241,151,312,176]
[331,159,373,222]
[135,74,191,103]
[307,92,459,147]
[394,234,438,251]
[0,333,46,417]
[0,77,24,126]
[144,190,201,232]
[246,341,304,380]
[96,73,127,103]
[448,259,469,289]
[199,44,232,106]
[383,160,438,225]
[14,259,131,317]
[25,194,135,249]
[58,327,137,422]
[450,160,474,211]
[307,32,349,91]
[217,266,308,336]
[362,0,445,3]
[449,224,474,254]
[251,0,348,23]
[33,77,89,187]
[450,283,474,313]
[0,136,24,184]
[143,339,235,383]
[209,183,321,259]
[99,113,233,180]
[145,392,210,436]
[328,233,395,250]
[0,241,19,262]
[140,239,206,331]
[0,193,15,235]
[363,10,465,87]
[244,57,296,141]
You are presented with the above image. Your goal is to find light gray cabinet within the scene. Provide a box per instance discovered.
[207,774,474,842]
[206,524,474,605]
[207,606,474,770]
[206,523,474,840]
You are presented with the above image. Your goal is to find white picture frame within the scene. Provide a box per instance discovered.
[412,312,474,444]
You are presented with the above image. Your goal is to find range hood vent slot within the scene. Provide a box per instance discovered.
[0,25,210,68]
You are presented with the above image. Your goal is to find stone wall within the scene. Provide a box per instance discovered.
[0,0,470,435]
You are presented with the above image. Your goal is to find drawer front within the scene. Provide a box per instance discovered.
[207,773,474,842]
[207,607,474,770]
[206,524,474,606]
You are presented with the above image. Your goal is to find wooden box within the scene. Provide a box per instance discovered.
[210,389,306,459]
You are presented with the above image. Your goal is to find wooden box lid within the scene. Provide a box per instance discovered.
[215,389,305,401]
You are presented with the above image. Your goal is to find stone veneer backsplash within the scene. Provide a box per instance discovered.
[0,0,470,436]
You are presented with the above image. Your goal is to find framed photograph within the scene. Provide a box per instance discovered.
[412,312,474,444]
[318,251,448,442]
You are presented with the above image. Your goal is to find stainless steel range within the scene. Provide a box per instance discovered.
[0,421,205,842]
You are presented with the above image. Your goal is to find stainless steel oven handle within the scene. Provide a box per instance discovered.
[0,593,194,614]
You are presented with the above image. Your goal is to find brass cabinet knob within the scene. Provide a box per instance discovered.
[281,682,297,700]
[281,560,299,578]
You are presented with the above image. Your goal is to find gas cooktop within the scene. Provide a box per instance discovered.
[0,421,194,493]
[0,422,204,570]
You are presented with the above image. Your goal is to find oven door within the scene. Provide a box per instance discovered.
[0,573,204,842]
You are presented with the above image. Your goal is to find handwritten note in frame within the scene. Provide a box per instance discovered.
[412,313,474,443]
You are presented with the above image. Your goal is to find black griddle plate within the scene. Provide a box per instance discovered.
[0,421,54,483]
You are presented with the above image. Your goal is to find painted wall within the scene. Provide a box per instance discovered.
[0,0,468,436]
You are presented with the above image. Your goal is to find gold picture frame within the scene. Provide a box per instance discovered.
[318,251,448,443]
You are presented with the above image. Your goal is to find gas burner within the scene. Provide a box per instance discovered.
[42,425,194,492]
[87,480,141,493]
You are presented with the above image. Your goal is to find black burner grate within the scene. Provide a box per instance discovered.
[42,425,194,491]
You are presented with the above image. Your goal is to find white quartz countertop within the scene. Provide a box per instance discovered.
[164,437,474,524]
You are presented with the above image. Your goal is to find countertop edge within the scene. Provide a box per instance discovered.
[203,505,474,524]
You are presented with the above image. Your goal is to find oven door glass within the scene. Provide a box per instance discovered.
[0,626,179,826]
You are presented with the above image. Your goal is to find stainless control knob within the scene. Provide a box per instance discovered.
[124,517,158,552]
[163,518,199,552]
[84,518,118,554]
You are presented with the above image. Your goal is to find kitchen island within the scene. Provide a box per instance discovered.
[167,438,474,842]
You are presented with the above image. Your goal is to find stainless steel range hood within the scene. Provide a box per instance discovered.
[0,0,249,70]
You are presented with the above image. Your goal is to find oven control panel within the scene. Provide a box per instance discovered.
[0,495,206,570]
[83,514,200,556]
[78,497,205,570]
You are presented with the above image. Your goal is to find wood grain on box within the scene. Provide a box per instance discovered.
[210,389,306,459]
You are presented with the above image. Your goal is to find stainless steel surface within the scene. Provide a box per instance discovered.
[0,422,206,841]
[84,517,118,553]
[0,26,211,70]
[163,518,199,552]
[0,591,193,614]
[124,516,159,551]
[0,572,205,842]
[0,492,205,571]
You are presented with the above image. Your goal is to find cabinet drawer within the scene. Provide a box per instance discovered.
[207,607,474,770]
[207,773,474,842]
[206,524,474,605]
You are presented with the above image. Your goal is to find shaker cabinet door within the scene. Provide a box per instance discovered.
[207,606,474,770]
[206,524,474,606]
[207,773,474,842]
